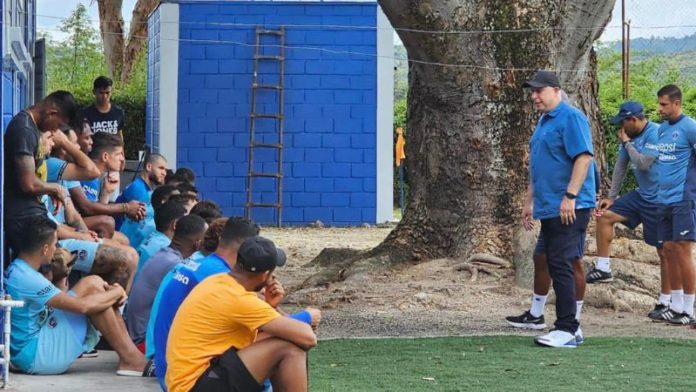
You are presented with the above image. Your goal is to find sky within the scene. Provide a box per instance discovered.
[36,0,696,44]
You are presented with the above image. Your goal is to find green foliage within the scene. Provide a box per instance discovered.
[44,4,146,159]
[309,336,696,391]
[597,45,696,195]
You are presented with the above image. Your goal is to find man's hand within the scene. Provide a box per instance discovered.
[125,201,147,221]
[594,198,614,217]
[618,127,630,144]
[75,231,99,242]
[306,307,322,330]
[560,196,576,225]
[102,172,119,196]
[522,203,535,231]
[47,183,66,215]
[264,278,285,308]
[108,283,128,307]
[51,129,70,149]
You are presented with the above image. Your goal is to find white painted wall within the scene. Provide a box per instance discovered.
[376,5,394,223]
[158,3,179,168]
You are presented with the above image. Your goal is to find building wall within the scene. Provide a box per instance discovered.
[150,0,392,226]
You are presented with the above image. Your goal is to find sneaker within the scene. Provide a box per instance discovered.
[575,327,584,345]
[586,268,613,283]
[505,311,546,330]
[666,311,693,326]
[534,330,577,348]
[79,349,99,358]
[648,304,670,321]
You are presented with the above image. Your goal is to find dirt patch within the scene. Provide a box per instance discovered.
[262,226,696,341]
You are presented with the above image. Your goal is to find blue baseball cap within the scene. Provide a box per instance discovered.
[611,101,644,125]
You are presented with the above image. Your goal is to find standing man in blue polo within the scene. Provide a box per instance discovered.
[522,70,596,348]
[652,84,696,325]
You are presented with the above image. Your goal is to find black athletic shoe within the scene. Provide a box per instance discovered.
[648,304,670,321]
[505,311,546,330]
[79,349,99,358]
[666,311,693,326]
[586,268,613,283]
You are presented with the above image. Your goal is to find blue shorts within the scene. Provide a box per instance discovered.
[58,239,100,273]
[29,292,99,374]
[609,190,661,247]
[657,200,696,243]
[534,232,586,258]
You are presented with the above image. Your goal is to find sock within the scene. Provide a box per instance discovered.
[529,293,547,318]
[658,293,671,306]
[595,257,611,273]
[575,300,584,321]
[683,294,695,316]
[670,290,684,313]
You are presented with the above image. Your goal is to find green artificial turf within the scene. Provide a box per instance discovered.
[309,336,696,391]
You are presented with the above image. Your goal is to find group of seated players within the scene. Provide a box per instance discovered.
[4,91,320,392]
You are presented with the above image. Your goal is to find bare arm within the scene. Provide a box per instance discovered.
[608,153,629,199]
[566,154,593,195]
[259,316,317,350]
[70,185,140,218]
[63,197,89,232]
[15,155,63,197]
[53,134,100,180]
[46,286,123,315]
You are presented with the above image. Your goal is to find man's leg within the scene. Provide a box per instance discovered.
[90,245,138,293]
[589,210,628,283]
[672,241,695,319]
[235,338,307,392]
[71,275,146,372]
[658,248,672,304]
[505,238,548,329]
[84,215,116,239]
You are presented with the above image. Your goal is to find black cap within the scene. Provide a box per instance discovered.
[237,236,287,273]
[522,70,561,89]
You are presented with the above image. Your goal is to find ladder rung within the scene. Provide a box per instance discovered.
[252,83,283,90]
[258,29,284,36]
[254,55,284,61]
[251,143,283,149]
[251,113,284,119]
[247,203,282,208]
[249,172,283,178]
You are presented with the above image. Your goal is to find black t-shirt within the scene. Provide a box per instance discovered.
[3,111,48,219]
[82,104,125,135]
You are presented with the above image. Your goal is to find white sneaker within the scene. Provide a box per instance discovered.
[534,330,577,348]
[575,327,584,345]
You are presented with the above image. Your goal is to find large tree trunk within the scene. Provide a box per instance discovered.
[97,0,125,79]
[122,0,160,82]
[357,0,615,287]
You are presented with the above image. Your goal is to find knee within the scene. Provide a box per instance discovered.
[94,216,116,234]
[81,275,107,294]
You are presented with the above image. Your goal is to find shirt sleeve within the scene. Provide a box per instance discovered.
[46,157,68,182]
[6,122,38,158]
[17,267,61,307]
[231,292,281,331]
[563,112,594,159]
[641,129,660,158]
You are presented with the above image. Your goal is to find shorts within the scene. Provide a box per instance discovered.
[609,190,661,247]
[534,232,586,259]
[657,200,696,243]
[28,292,99,374]
[191,347,263,392]
[58,239,100,273]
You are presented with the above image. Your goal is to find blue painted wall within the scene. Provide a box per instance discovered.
[167,1,379,225]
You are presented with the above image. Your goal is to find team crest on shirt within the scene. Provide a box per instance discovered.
[672,130,680,140]
[48,315,58,328]
[78,250,88,260]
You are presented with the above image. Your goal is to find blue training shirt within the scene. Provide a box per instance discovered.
[117,177,154,245]
[135,230,172,274]
[655,115,696,204]
[5,259,61,371]
[529,101,597,219]
[618,122,661,203]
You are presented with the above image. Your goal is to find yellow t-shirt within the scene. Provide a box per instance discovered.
[165,274,281,392]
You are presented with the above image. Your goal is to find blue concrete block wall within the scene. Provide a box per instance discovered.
[171,1,378,226]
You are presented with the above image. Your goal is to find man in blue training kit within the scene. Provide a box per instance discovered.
[522,71,596,348]
[588,102,672,320]
[652,85,696,325]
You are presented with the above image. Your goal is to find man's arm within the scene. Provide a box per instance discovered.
[53,131,100,180]
[47,285,124,315]
[608,153,629,199]
[258,317,317,350]
[63,197,89,232]
[566,154,593,195]
[70,185,143,219]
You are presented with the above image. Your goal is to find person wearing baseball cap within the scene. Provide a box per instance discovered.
[588,101,670,320]
[522,70,596,348]
[166,236,319,392]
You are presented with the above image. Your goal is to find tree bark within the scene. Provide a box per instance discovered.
[368,0,614,286]
[97,0,125,79]
[122,0,160,82]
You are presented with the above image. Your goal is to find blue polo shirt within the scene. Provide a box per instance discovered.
[152,253,231,389]
[618,122,660,203]
[136,230,171,274]
[529,101,596,219]
[655,115,696,204]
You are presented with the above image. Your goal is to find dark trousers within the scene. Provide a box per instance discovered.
[540,208,591,333]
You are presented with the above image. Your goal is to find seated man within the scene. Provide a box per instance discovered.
[126,214,207,350]
[118,153,168,247]
[69,132,146,240]
[136,200,187,274]
[189,200,222,224]
[166,236,319,392]
[171,182,199,213]
[6,216,150,376]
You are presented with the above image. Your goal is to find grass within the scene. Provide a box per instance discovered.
[309,336,696,392]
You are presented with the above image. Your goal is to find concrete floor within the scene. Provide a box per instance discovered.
[5,351,159,392]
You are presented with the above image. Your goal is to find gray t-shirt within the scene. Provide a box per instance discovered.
[126,246,183,343]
